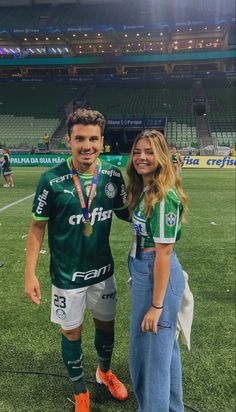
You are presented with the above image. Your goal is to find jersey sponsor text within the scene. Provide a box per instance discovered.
[36,189,49,214]
[69,207,112,226]
[50,173,72,186]
[72,264,111,282]
[101,169,121,178]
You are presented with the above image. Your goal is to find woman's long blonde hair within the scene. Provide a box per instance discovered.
[126,129,187,220]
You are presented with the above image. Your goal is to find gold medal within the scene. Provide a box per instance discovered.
[83,221,93,237]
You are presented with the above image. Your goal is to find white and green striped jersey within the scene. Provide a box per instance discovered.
[32,157,128,289]
[131,188,183,257]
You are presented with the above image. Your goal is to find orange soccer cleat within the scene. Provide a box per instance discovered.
[74,390,90,412]
[96,365,128,401]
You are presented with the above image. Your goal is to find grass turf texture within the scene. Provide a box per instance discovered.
[0,167,235,412]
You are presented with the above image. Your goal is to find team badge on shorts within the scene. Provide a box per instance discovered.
[166,212,176,227]
[56,308,66,320]
[105,182,117,198]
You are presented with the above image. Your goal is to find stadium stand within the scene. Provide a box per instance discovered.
[204,79,236,147]
[0,83,86,149]
[89,81,197,148]
[0,1,235,153]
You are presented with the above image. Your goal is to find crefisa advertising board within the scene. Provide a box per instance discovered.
[10,154,236,169]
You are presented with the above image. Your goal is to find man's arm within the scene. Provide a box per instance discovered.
[25,219,47,305]
[113,206,131,222]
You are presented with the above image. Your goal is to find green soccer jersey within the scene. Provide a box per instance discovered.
[130,188,183,257]
[32,157,128,289]
[3,154,12,173]
[172,154,178,165]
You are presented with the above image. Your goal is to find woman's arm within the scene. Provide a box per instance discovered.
[141,243,172,334]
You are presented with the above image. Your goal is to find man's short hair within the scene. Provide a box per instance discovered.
[67,108,105,136]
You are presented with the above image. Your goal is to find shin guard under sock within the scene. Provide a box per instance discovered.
[61,334,86,394]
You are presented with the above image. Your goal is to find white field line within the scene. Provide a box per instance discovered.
[0,193,35,213]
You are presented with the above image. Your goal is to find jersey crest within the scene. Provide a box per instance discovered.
[166,212,176,227]
[105,182,117,199]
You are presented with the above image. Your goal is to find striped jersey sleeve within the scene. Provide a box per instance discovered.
[149,189,182,244]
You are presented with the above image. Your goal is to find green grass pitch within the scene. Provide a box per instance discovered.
[0,167,235,412]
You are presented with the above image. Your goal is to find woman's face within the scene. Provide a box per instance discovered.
[132,138,158,180]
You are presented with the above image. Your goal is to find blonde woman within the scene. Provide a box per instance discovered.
[127,130,187,412]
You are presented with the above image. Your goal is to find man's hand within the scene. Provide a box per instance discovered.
[25,275,41,305]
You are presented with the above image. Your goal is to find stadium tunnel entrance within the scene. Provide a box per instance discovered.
[105,126,166,154]
[194,104,207,116]
[105,128,142,154]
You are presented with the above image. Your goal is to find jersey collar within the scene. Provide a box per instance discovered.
[67,156,102,178]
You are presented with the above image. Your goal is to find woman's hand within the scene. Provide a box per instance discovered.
[141,307,163,334]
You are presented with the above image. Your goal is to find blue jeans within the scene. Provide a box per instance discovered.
[128,251,185,412]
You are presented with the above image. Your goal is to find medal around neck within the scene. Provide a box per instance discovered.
[83,221,93,237]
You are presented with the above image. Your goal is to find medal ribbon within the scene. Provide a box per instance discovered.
[71,162,99,223]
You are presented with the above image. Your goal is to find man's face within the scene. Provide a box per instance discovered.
[67,124,103,172]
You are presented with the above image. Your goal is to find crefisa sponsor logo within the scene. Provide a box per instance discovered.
[101,168,121,177]
[36,189,49,214]
[69,207,112,226]
[120,183,127,204]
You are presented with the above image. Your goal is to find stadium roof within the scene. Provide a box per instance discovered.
[0,0,235,16]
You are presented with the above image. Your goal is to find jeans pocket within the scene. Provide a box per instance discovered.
[169,267,185,297]
[131,258,149,275]
[157,320,171,330]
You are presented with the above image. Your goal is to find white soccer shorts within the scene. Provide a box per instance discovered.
[51,275,117,330]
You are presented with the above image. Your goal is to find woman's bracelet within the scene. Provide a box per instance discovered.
[151,303,163,310]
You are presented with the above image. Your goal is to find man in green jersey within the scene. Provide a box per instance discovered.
[25,109,129,412]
